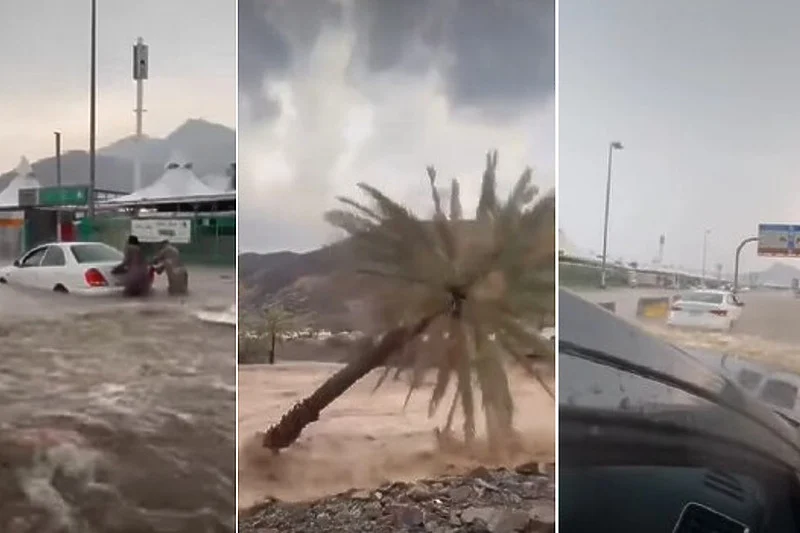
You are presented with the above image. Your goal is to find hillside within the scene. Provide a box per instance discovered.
[238,242,382,331]
[753,262,800,287]
[0,119,234,194]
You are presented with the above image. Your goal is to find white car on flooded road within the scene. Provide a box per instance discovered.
[667,289,744,331]
[0,242,130,295]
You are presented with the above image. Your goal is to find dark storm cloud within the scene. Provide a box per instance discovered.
[239,0,554,123]
[445,0,554,109]
[354,0,555,111]
[238,0,291,121]
[238,0,343,122]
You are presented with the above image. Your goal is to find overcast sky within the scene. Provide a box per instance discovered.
[559,0,800,275]
[239,0,555,253]
[0,0,235,172]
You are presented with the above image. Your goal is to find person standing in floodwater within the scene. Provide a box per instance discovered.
[152,239,188,295]
[112,235,152,297]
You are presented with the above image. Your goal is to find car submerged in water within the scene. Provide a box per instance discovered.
[559,289,800,532]
[0,242,144,295]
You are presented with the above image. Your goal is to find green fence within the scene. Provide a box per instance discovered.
[76,214,235,267]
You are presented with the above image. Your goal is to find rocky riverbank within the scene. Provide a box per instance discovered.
[239,463,555,533]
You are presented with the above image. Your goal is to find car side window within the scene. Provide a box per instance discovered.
[41,246,66,267]
[19,247,48,267]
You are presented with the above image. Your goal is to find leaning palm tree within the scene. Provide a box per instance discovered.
[262,150,555,452]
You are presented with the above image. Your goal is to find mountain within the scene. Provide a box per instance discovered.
[0,119,234,194]
[100,119,235,178]
[752,262,800,287]
[239,242,387,332]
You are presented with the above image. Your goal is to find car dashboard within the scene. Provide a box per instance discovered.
[560,465,799,532]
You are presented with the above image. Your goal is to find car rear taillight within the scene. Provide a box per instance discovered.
[709,309,728,316]
[84,268,108,287]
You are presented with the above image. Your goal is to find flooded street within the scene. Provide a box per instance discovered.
[0,270,235,533]
[575,288,800,374]
[238,362,555,509]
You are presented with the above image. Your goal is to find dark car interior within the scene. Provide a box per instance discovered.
[560,450,800,532]
[560,346,800,533]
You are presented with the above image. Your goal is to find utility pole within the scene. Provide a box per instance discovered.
[600,141,624,289]
[55,131,62,241]
[88,0,97,218]
[133,37,149,192]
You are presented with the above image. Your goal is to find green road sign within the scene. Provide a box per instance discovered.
[38,186,89,206]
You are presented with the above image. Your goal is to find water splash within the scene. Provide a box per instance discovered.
[0,306,235,532]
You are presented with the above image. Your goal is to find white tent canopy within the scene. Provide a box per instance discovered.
[201,173,233,192]
[0,156,41,208]
[105,152,222,204]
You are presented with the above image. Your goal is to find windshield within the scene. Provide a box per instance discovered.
[70,243,123,263]
[677,292,724,304]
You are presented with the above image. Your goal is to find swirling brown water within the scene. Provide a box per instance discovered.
[0,304,235,533]
[238,363,555,507]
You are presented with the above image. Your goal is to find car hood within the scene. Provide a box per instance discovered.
[560,289,800,466]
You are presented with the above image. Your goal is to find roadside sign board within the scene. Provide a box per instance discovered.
[18,186,89,207]
[757,224,800,256]
[131,218,192,244]
[39,186,89,206]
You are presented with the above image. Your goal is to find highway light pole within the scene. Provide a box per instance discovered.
[88,0,97,218]
[54,131,62,241]
[733,236,758,293]
[701,229,711,282]
[600,140,624,289]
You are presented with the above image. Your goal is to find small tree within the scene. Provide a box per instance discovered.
[262,304,293,364]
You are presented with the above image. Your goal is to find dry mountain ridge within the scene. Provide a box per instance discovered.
[0,119,234,194]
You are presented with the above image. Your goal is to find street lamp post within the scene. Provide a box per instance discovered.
[600,141,624,289]
[701,229,711,282]
[54,131,62,241]
[88,0,97,218]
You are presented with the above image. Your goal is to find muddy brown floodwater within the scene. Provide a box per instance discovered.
[0,303,235,533]
[238,362,555,509]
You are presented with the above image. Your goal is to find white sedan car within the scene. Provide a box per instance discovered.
[667,289,744,331]
[0,241,130,295]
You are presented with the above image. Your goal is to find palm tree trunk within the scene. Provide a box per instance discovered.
[262,314,436,451]
[269,332,276,365]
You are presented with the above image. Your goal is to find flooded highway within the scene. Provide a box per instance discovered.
[576,288,800,373]
[0,269,235,533]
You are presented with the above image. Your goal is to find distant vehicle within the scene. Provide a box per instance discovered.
[667,289,744,331]
[0,242,131,295]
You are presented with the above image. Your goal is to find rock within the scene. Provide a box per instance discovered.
[514,462,541,475]
[351,489,373,500]
[448,484,473,502]
[529,501,555,531]
[461,507,496,525]
[390,504,425,527]
[238,466,555,533]
[407,483,432,501]
[490,510,531,533]
[363,502,383,519]
[462,507,534,533]
[468,466,491,479]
